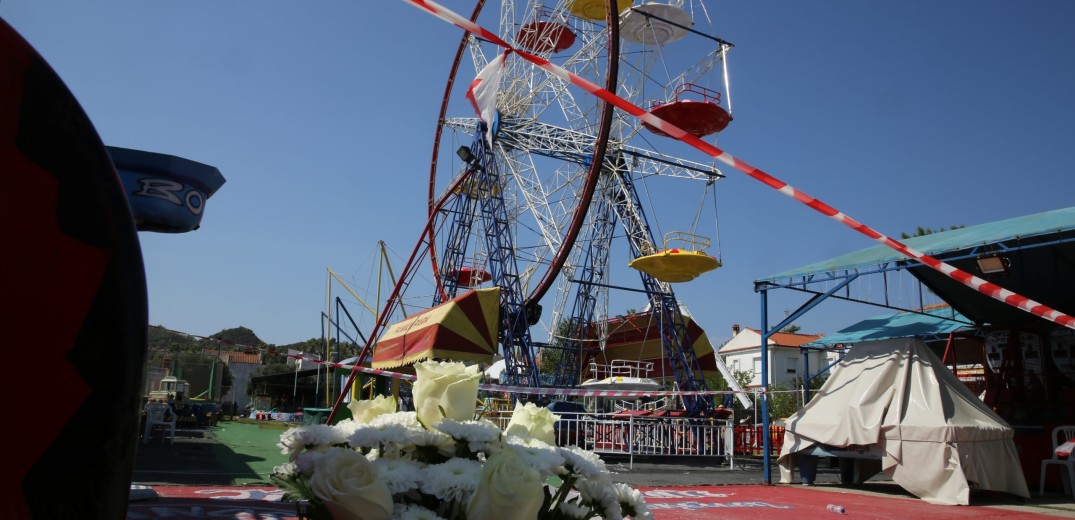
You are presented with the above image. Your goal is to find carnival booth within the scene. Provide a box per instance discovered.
[778,337,1029,505]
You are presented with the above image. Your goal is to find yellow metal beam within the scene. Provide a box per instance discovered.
[327,268,378,318]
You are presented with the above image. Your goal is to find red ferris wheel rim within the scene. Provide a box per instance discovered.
[426,0,486,303]
[425,0,622,308]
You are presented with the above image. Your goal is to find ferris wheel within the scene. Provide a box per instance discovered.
[388,0,735,414]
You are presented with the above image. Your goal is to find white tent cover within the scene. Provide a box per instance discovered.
[778,337,1029,505]
[484,359,506,381]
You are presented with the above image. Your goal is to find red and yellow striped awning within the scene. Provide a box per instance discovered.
[372,288,501,369]
[590,312,718,381]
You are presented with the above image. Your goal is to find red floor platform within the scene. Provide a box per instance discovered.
[127,485,1063,519]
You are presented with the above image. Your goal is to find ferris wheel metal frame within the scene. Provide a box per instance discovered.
[393,0,738,415]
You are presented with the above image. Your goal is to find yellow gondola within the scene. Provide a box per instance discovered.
[628,248,721,283]
[567,0,627,21]
[628,231,721,282]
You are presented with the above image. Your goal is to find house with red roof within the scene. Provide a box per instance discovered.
[717,324,836,388]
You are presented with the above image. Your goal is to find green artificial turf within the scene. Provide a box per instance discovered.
[210,420,293,485]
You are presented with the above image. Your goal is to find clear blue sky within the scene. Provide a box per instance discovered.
[4,1,1073,347]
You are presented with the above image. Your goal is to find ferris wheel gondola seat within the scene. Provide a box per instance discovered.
[448,267,492,287]
[580,376,661,392]
[620,3,693,46]
[516,21,576,54]
[568,0,629,21]
[628,248,721,283]
[643,100,732,138]
[452,176,502,197]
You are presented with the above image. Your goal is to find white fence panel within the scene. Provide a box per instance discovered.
[552,413,733,467]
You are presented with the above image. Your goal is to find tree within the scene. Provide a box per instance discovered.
[247,363,312,398]
[538,320,581,378]
[148,325,201,351]
[778,309,801,334]
[900,225,965,239]
[765,375,828,421]
[212,326,264,347]
[705,368,753,418]
[148,325,345,398]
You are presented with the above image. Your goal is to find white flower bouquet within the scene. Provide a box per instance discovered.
[271,360,651,520]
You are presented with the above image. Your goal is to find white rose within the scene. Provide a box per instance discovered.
[347,394,397,424]
[466,448,544,520]
[308,448,393,520]
[412,361,481,428]
[504,401,560,445]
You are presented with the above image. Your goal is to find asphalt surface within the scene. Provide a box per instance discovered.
[133,428,238,486]
[131,421,1075,517]
[131,421,863,488]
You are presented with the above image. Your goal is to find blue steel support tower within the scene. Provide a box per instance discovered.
[434,123,540,388]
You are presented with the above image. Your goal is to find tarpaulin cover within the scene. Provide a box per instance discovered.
[778,338,1029,505]
[758,206,1075,283]
[804,308,972,347]
[372,288,500,369]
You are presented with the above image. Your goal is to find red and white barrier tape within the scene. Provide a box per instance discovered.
[152,326,747,398]
[401,0,1075,331]
[333,360,743,398]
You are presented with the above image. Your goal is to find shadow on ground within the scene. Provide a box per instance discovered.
[132,422,287,486]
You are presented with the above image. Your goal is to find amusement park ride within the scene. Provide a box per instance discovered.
[336,0,751,417]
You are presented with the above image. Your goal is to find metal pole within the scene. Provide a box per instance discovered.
[293,353,300,400]
[760,288,772,484]
[726,419,734,469]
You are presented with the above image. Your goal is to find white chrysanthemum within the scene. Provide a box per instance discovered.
[420,457,483,502]
[576,477,623,520]
[370,411,423,430]
[558,445,609,479]
[391,503,447,520]
[404,427,457,456]
[557,500,592,519]
[503,436,565,476]
[340,412,424,454]
[278,424,345,460]
[374,457,425,494]
[292,450,330,476]
[374,423,411,444]
[401,423,449,445]
[332,418,365,438]
[272,461,298,476]
[347,424,389,449]
[612,482,651,519]
[347,419,413,451]
[435,419,501,453]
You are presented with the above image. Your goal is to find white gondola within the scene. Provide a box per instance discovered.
[620,3,693,46]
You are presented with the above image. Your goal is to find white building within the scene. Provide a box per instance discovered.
[718,324,840,388]
[218,351,262,412]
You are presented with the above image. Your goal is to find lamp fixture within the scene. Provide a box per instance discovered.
[976,255,1009,275]
[456,146,477,166]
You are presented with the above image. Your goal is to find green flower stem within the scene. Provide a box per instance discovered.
[547,473,577,512]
